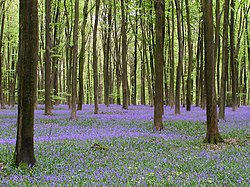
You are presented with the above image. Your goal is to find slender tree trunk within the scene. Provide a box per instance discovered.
[51,0,61,106]
[121,0,128,109]
[219,0,229,120]
[245,6,250,104]
[10,48,17,107]
[175,0,183,114]
[215,0,220,101]
[77,0,89,110]
[0,1,6,109]
[70,0,79,119]
[230,0,237,111]
[202,0,223,144]
[113,0,121,105]
[44,0,52,115]
[200,26,206,109]
[195,20,202,107]
[93,0,100,114]
[15,0,38,166]
[185,0,193,111]
[132,5,138,105]
[64,0,72,109]
[169,0,175,108]
[104,0,112,107]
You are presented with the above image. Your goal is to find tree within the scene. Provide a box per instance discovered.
[174,0,183,114]
[15,0,38,166]
[93,0,100,114]
[185,0,193,111]
[0,0,5,109]
[219,0,229,120]
[103,0,112,107]
[44,0,52,115]
[77,0,90,110]
[202,0,223,144]
[70,0,79,120]
[154,0,165,131]
[230,0,237,111]
[121,0,129,109]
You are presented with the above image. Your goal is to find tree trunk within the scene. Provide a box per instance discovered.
[113,0,122,105]
[175,0,183,114]
[245,7,250,104]
[154,0,165,131]
[44,0,52,115]
[132,5,138,105]
[169,1,175,108]
[77,0,89,110]
[195,20,202,107]
[93,0,100,114]
[219,0,229,120]
[51,0,61,106]
[70,0,79,120]
[0,1,6,109]
[104,0,112,107]
[214,0,220,101]
[15,0,38,166]
[202,0,223,144]
[121,0,129,110]
[230,0,237,111]
[185,0,193,111]
[64,0,72,109]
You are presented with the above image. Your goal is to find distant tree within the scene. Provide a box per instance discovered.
[154,0,165,131]
[15,0,38,166]
[230,0,237,111]
[219,0,229,120]
[103,0,112,107]
[77,0,90,111]
[113,0,122,105]
[44,0,52,115]
[121,0,129,109]
[185,0,193,111]
[202,0,223,144]
[0,1,5,109]
[70,0,79,120]
[174,0,183,114]
[169,0,175,108]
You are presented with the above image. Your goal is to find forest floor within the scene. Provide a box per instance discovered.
[0,104,249,186]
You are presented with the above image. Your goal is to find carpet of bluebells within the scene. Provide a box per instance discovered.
[0,104,249,186]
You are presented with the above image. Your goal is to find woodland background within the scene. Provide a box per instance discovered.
[0,0,249,117]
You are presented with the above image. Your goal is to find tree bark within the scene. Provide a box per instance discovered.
[104,0,112,107]
[230,0,237,111]
[70,0,79,120]
[175,0,183,114]
[202,0,223,144]
[93,0,100,114]
[44,0,52,115]
[154,0,165,131]
[77,0,89,110]
[0,1,6,109]
[15,0,38,166]
[169,0,175,108]
[219,0,229,120]
[121,0,129,109]
[185,0,193,111]
[113,0,122,105]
